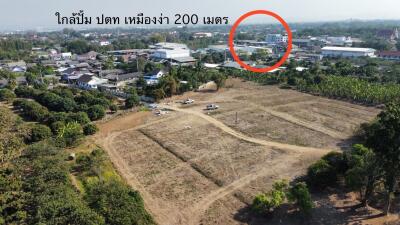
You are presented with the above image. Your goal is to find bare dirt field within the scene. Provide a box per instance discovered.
[94,78,392,225]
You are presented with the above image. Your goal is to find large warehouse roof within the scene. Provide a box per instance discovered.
[322,46,375,52]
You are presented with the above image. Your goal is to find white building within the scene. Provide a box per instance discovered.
[193,32,213,38]
[151,42,190,59]
[266,34,288,44]
[61,52,72,59]
[321,46,376,58]
[77,75,108,90]
[100,41,111,46]
[143,69,166,85]
[326,37,353,47]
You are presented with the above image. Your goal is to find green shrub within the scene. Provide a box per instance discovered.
[75,154,93,172]
[288,182,314,216]
[56,122,83,147]
[50,121,65,134]
[307,159,337,188]
[67,112,91,125]
[83,124,98,135]
[109,104,118,113]
[30,124,52,142]
[0,88,16,102]
[87,105,106,121]
[252,180,288,214]
[322,151,347,174]
[14,99,49,122]
[85,179,154,225]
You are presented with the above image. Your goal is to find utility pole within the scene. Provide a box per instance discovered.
[235,112,238,124]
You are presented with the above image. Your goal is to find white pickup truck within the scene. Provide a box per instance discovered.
[206,104,219,110]
[183,99,195,104]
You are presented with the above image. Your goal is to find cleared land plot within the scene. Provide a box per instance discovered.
[210,103,340,148]
[173,79,380,149]
[96,78,380,225]
[140,115,285,186]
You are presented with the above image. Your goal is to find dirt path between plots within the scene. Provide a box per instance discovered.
[161,104,333,154]
[97,130,188,225]
[97,115,330,225]
[182,150,324,225]
[230,100,347,139]
[94,106,334,225]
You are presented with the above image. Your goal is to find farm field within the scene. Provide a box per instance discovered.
[95,78,381,225]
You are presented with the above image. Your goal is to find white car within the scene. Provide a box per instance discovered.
[206,104,219,110]
[183,99,195,104]
[148,103,158,109]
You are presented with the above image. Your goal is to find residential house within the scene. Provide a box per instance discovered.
[105,72,142,86]
[143,69,166,85]
[99,72,143,92]
[77,74,108,90]
[6,61,27,72]
[77,51,98,61]
[99,69,124,77]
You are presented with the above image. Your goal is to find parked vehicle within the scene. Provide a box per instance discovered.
[148,103,158,109]
[206,104,219,110]
[183,98,195,104]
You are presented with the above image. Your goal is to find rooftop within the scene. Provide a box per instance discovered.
[322,46,375,52]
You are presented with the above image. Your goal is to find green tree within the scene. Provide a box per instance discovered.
[25,72,39,85]
[252,180,288,214]
[0,107,26,163]
[363,103,400,214]
[87,105,106,121]
[103,56,115,70]
[210,72,227,90]
[345,144,381,206]
[307,159,337,188]
[67,112,91,125]
[14,99,49,122]
[287,182,314,217]
[321,151,347,174]
[0,70,16,90]
[56,122,83,147]
[23,143,105,225]
[85,179,154,225]
[125,88,140,109]
[151,88,165,102]
[144,62,156,73]
[0,88,16,103]
[64,40,93,54]
[159,75,178,96]
[83,124,98,136]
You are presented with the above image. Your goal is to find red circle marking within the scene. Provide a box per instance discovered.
[229,10,293,73]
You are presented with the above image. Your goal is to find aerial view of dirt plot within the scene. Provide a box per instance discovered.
[95,78,381,225]
[3,1,400,225]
